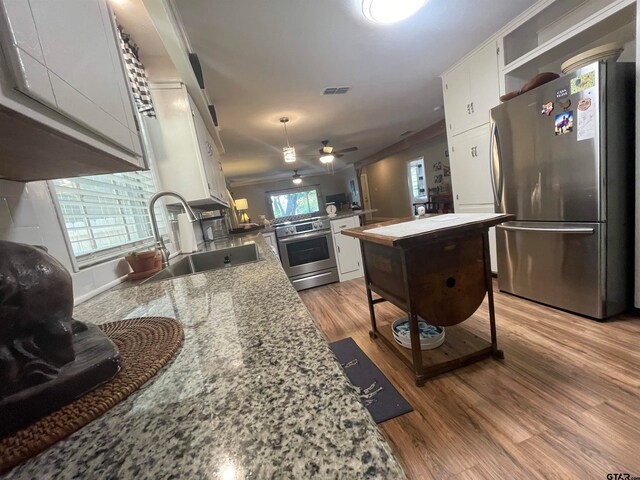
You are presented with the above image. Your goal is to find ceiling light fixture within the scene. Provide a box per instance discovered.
[319,154,335,164]
[280,117,296,163]
[292,170,302,185]
[362,0,426,23]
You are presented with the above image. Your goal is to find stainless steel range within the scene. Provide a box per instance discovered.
[275,218,338,291]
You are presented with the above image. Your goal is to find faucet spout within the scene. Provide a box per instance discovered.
[148,191,198,269]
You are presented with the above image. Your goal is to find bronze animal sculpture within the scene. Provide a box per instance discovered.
[0,240,120,437]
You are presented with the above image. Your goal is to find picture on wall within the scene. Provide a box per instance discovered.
[433,162,442,171]
[443,165,451,177]
[434,174,443,184]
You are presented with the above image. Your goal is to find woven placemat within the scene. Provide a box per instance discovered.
[0,317,184,474]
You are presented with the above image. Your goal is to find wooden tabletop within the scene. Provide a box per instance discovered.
[342,213,515,248]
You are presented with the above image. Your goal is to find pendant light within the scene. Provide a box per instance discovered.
[280,117,296,163]
[292,170,302,185]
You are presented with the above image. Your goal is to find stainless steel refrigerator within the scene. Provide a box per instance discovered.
[490,60,634,319]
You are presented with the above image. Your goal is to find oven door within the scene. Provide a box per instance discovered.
[278,230,336,277]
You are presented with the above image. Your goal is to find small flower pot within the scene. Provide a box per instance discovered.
[125,250,158,274]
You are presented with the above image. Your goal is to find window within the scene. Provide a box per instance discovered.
[51,171,160,263]
[268,187,320,219]
[408,158,428,202]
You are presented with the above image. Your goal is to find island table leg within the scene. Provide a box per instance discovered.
[483,231,504,360]
[360,241,379,339]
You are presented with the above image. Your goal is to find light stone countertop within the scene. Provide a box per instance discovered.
[3,234,405,479]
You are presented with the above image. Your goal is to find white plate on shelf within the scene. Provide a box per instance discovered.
[561,43,623,74]
[392,318,445,350]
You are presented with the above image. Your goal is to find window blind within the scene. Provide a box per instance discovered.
[51,171,160,261]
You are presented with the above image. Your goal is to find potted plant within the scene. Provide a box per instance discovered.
[124,249,159,275]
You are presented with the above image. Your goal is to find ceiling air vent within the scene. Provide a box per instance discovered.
[322,86,351,95]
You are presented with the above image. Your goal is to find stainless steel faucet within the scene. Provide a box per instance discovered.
[148,191,198,269]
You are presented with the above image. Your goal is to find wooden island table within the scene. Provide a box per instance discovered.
[342,213,514,386]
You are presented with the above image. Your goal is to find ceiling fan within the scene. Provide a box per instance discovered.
[318,140,358,164]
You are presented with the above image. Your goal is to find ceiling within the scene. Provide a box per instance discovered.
[138,0,536,185]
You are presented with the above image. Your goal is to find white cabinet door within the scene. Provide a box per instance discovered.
[449,125,493,207]
[334,233,362,276]
[148,84,227,207]
[0,0,142,156]
[467,41,500,128]
[442,41,500,137]
[190,96,219,199]
[455,203,498,273]
[189,97,228,206]
[331,216,363,281]
[442,61,471,137]
[147,85,208,203]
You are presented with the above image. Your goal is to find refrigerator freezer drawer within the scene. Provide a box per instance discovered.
[496,221,604,318]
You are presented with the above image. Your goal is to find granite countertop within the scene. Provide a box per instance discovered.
[4,234,405,479]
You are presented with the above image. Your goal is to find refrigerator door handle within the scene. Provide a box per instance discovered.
[490,122,504,208]
[497,225,595,235]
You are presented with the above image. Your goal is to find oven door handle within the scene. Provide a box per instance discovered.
[278,230,330,243]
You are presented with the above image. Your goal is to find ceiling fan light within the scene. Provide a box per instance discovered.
[362,0,426,23]
[292,170,302,184]
[320,154,335,164]
[283,146,296,163]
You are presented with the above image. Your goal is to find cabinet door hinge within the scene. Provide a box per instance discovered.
[496,46,500,56]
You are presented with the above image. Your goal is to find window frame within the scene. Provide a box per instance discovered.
[49,146,170,272]
[266,185,324,220]
[407,157,429,205]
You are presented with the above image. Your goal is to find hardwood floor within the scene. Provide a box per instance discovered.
[299,278,640,479]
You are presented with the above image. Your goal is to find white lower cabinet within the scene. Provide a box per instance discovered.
[261,231,279,261]
[331,216,364,282]
[455,203,498,273]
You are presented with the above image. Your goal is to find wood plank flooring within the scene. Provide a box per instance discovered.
[299,278,640,479]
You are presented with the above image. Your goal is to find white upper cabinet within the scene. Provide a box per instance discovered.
[1,0,141,154]
[147,83,228,207]
[466,42,501,127]
[189,96,228,204]
[0,0,146,181]
[442,41,500,137]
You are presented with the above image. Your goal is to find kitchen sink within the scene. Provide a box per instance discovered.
[142,243,261,284]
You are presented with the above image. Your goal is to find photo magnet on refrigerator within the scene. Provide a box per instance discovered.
[541,102,554,115]
[570,71,596,94]
[554,111,574,136]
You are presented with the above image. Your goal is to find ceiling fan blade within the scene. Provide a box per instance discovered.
[334,153,344,159]
[332,146,358,155]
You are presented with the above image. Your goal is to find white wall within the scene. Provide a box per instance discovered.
[362,134,449,220]
[0,180,132,304]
